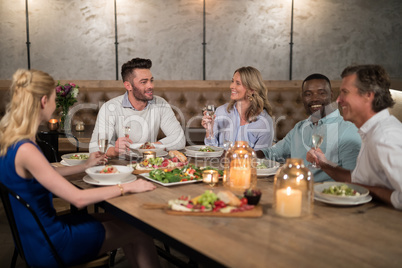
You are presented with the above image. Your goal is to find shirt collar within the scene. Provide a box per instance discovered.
[122,91,154,110]
[308,109,340,126]
[358,109,389,138]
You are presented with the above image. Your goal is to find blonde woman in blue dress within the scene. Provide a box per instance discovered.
[0,69,161,267]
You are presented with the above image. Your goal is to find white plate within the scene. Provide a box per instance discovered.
[129,143,166,154]
[184,146,224,158]
[184,151,223,158]
[83,174,137,186]
[314,194,372,206]
[314,182,369,202]
[60,160,71,166]
[140,173,203,187]
[129,151,168,158]
[256,159,280,177]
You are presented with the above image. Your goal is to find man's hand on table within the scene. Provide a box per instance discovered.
[85,152,108,169]
[107,136,133,158]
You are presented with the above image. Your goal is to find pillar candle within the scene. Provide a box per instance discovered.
[229,166,251,189]
[275,186,302,217]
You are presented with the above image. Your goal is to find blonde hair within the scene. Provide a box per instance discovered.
[227,66,273,122]
[0,69,55,156]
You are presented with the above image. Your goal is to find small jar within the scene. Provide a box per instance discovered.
[202,170,219,187]
[75,121,85,132]
[223,141,257,193]
[143,151,156,160]
[273,158,313,218]
[47,119,59,131]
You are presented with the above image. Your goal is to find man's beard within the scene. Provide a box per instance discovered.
[130,82,153,102]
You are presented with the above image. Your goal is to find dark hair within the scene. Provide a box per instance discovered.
[302,73,331,91]
[341,64,394,111]
[121,58,152,82]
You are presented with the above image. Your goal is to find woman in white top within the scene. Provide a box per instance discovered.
[202,66,274,150]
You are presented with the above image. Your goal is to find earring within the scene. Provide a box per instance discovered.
[248,95,253,101]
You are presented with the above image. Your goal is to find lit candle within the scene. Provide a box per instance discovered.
[275,186,302,218]
[229,166,251,189]
[142,151,156,160]
[47,119,59,131]
[75,121,85,131]
[202,170,219,186]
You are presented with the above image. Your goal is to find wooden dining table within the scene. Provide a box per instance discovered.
[63,157,402,268]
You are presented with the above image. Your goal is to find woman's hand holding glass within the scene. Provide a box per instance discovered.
[202,105,216,139]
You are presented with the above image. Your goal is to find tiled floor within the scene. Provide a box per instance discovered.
[0,203,189,268]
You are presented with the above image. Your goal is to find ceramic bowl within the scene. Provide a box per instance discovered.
[61,153,90,166]
[129,143,165,155]
[314,182,369,202]
[85,165,133,183]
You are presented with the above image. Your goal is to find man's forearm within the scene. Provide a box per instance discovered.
[357,185,393,207]
[320,162,352,182]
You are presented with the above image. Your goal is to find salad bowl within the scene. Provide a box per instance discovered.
[85,165,133,183]
[61,153,90,166]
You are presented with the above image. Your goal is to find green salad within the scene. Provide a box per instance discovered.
[149,165,223,184]
[199,146,215,152]
[256,162,268,169]
[69,154,89,160]
[322,184,360,196]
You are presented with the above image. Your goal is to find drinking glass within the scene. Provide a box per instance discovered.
[310,124,323,169]
[98,133,109,154]
[124,125,131,154]
[124,125,131,138]
[205,105,216,139]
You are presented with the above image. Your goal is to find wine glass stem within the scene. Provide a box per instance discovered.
[207,123,213,138]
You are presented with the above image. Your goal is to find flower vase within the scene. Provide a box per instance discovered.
[59,108,70,131]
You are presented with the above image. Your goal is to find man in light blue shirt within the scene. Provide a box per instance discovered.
[256,73,361,182]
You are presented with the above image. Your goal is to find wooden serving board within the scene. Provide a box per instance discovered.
[132,169,152,175]
[142,203,263,217]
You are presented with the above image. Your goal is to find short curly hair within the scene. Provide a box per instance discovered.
[341,64,395,112]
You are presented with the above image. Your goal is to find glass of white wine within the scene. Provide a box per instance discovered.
[311,124,324,169]
[98,133,109,154]
[205,105,216,139]
[124,125,130,138]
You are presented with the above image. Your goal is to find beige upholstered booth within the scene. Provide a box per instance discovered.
[1,79,401,145]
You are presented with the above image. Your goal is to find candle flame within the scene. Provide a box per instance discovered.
[286,186,292,195]
[49,119,58,123]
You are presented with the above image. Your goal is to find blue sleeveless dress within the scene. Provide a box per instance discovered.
[0,140,105,267]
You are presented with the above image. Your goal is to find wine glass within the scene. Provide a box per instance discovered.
[124,125,130,138]
[124,125,131,154]
[205,105,216,138]
[98,133,109,154]
[311,124,324,169]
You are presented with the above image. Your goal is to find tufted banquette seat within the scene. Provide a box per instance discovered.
[11,79,402,145]
[0,79,340,143]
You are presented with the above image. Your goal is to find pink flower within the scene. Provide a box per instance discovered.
[56,86,62,93]
[69,83,76,87]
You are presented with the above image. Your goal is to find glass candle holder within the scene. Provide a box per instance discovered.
[273,158,313,218]
[75,121,85,132]
[142,151,156,160]
[47,119,59,131]
[202,170,219,187]
[223,141,257,194]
